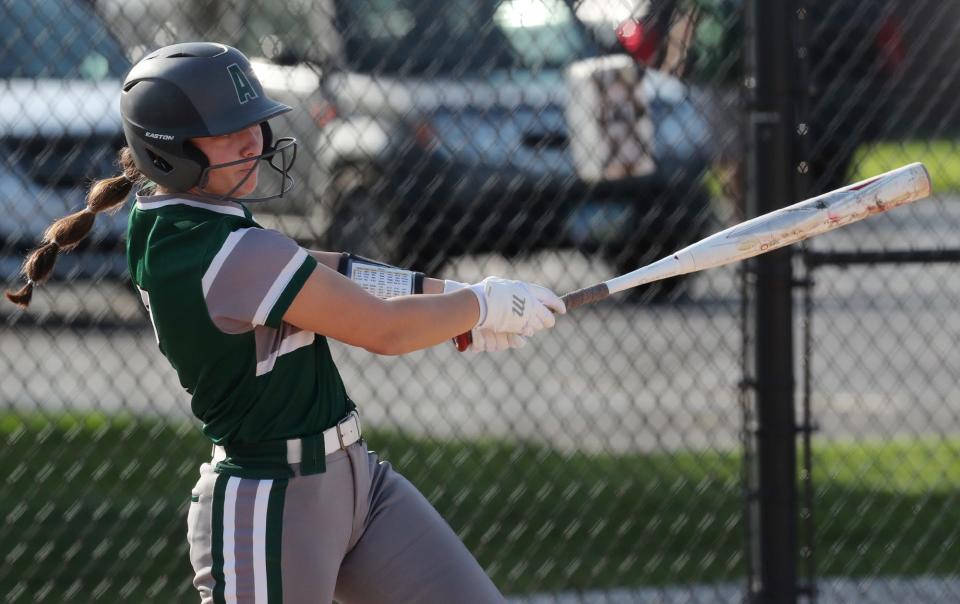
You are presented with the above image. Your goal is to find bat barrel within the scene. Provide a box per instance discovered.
[599,163,931,299]
[651,162,932,281]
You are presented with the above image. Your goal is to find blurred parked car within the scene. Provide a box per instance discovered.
[590,0,908,193]
[0,0,130,264]
[244,0,715,299]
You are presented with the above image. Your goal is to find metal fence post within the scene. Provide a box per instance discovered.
[746,0,799,601]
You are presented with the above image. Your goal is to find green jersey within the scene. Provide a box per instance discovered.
[126,193,355,460]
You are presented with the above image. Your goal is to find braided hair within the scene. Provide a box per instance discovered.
[5,147,146,308]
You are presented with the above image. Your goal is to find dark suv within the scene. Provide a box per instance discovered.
[240,0,715,294]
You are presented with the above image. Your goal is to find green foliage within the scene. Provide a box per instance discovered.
[851,141,960,192]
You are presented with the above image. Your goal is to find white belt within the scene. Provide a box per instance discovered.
[212,410,362,464]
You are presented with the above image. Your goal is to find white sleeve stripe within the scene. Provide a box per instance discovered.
[252,248,308,326]
[255,330,315,376]
[201,229,254,297]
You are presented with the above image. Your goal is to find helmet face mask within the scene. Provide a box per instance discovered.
[120,42,297,201]
[197,135,298,201]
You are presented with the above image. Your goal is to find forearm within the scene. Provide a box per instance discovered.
[422,277,444,294]
[284,263,478,354]
[286,258,562,355]
[376,289,477,354]
[300,249,465,352]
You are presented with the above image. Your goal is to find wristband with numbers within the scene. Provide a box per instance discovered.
[338,253,424,298]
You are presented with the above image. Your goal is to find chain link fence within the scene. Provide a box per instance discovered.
[1,0,958,601]
[791,0,960,599]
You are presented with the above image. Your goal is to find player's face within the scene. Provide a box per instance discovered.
[191,124,263,197]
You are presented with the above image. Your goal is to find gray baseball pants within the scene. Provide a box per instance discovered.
[187,440,505,603]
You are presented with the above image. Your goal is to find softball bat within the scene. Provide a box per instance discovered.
[455,162,932,351]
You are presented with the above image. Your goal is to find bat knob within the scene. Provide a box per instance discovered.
[454,332,472,352]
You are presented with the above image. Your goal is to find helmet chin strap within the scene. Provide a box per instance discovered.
[191,137,297,203]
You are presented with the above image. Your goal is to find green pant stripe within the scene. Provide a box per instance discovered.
[211,474,230,604]
[266,478,288,603]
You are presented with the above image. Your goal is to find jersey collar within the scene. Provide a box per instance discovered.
[135,192,247,218]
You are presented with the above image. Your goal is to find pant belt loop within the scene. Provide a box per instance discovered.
[299,433,325,475]
[286,439,302,465]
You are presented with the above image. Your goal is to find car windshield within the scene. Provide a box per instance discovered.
[233,0,595,75]
[340,0,595,74]
[0,0,129,79]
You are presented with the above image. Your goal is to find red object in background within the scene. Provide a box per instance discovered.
[414,120,440,151]
[875,15,906,73]
[616,18,660,65]
[309,100,338,128]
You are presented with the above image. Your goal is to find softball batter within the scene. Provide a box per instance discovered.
[7,43,565,603]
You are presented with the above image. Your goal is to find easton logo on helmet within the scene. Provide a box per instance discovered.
[145,131,175,141]
[227,63,259,104]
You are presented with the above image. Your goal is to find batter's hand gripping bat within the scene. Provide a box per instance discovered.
[455,162,932,351]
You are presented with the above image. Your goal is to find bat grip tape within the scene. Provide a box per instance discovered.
[560,283,610,312]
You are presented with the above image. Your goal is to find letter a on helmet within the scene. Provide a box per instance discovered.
[227,63,259,104]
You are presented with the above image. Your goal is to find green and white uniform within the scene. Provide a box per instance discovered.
[128,193,354,476]
[129,193,503,603]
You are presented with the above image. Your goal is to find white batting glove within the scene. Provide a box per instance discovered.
[442,279,470,294]
[470,329,527,352]
[468,276,565,336]
[522,282,567,316]
[443,280,527,352]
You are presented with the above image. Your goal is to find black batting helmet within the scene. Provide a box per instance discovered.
[120,42,297,199]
